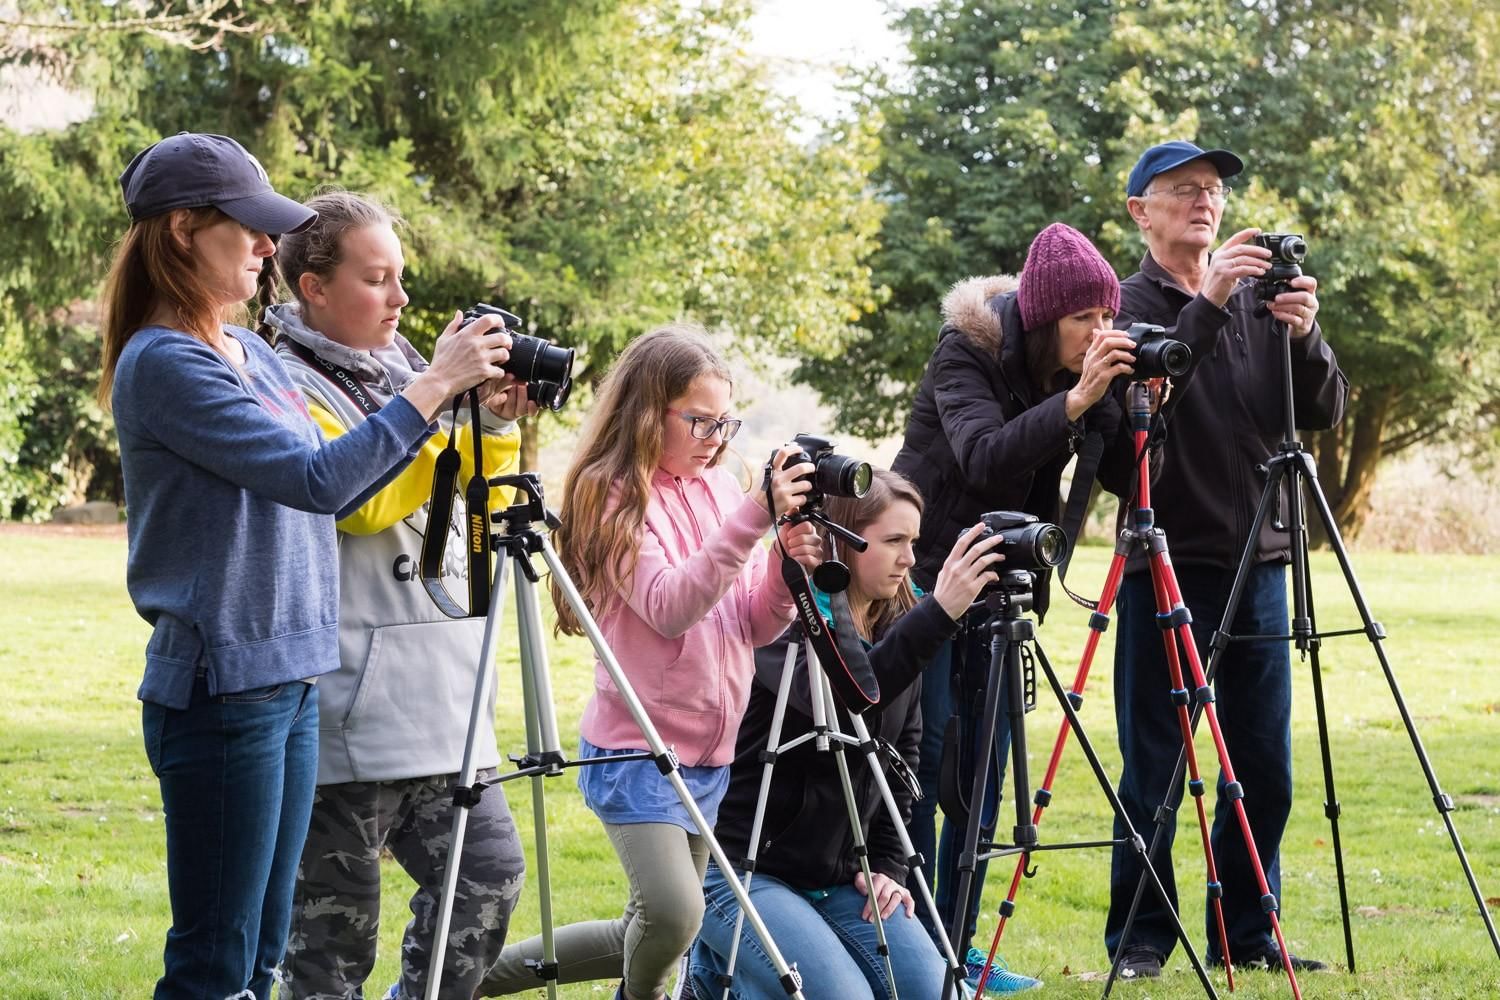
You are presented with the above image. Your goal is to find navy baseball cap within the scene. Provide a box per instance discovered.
[1126,140,1244,198]
[119,132,316,235]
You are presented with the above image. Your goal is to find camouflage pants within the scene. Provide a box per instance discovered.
[280,770,525,1000]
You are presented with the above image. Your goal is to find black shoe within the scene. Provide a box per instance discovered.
[1117,945,1165,979]
[1223,948,1329,973]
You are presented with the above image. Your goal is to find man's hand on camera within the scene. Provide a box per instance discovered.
[776,519,821,570]
[1203,228,1271,307]
[1065,329,1137,421]
[932,523,1006,622]
[757,444,815,515]
[855,871,915,921]
[1268,274,1319,339]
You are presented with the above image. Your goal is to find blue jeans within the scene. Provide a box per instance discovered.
[143,673,319,1000]
[691,862,947,999]
[907,612,1011,952]
[1106,563,1293,963]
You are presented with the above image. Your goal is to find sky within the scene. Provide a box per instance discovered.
[745,0,913,122]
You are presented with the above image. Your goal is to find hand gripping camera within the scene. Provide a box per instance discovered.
[1124,323,1191,380]
[1252,232,1307,302]
[459,304,576,411]
[978,511,1068,574]
[769,433,873,594]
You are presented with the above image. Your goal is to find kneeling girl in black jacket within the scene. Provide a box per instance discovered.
[688,470,1006,999]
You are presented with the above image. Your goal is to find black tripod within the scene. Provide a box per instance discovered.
[942,569,1219,1000]
[421,474,807,1000]
[1111,315,1500,979]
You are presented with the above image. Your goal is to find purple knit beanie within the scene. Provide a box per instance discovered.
[1016,223,1121,330]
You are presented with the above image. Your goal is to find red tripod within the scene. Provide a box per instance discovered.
[971,382,1301,999]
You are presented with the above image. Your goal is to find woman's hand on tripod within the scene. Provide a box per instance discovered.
[756,444,816,516]
[777,519,822,570]
[855,871,915,921]
[932,523,1007,622]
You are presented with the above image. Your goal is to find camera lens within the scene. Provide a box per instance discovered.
[1033,524,1067,566]
[527,378,570,412]
[816,455,874,499]
[1280,236,1307,263]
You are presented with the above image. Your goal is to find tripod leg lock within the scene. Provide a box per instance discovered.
[652,747,681,775]
[738,857,757,873]
[1188,778,1206,798]
[1366,620,1388,641]
[1034,788,1053,808]
[1324,801,1341,820]
[524,958,559,982]
[1435,792,1455,813]
[907,850,927,869]
[757,749,779,764]
[1000,898,1018,917]
[1153,805,1175,825]
[1165,606,1193,628]
[1224,780,1244,801]
[780,967,804,995]
[1209,629,1231,652]
[1089,611,1111,633]
[1170,687,1190,707]
[1066,690,1084,711]
[1260,893,1280,914]
[1195,685,1215,706]
[451,784,483,809]
[1206,880,1224,899]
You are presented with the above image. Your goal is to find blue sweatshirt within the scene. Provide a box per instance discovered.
[111,325,433,708]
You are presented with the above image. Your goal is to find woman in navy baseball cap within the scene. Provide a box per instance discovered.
[98,133,515,1000]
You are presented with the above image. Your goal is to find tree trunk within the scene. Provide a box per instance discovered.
[519,419,540,474]
[1329,384,1396,543]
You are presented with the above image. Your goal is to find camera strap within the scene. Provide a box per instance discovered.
[1057,429,1105,611]
[763,474,880,714]
[281,338,381,416]
[419,389,493,619]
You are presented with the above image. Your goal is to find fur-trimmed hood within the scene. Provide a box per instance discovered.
[940,273,1020,356]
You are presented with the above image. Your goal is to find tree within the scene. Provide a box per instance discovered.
[0,0,882,510]
[800,0,1500,540]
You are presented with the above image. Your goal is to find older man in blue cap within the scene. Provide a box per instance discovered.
[1105,140,1349,979]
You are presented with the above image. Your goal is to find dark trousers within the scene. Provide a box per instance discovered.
[1105,562,1293,963]
[143,674,319,1000]
[908,610,1012,953]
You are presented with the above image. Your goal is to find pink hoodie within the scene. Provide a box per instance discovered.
[578,465,797,767]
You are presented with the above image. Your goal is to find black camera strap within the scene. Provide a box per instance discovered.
[420,389,493,619]
[763,473,880,714]
[281,338,381,416]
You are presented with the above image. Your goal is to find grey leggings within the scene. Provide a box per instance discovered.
[483,822,710,1000]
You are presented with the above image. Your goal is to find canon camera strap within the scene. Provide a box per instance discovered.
[763,474,880,714]
[281,338,381,416]
[419,389,493,619]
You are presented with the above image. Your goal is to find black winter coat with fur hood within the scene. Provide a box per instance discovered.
[892,275,1137,619]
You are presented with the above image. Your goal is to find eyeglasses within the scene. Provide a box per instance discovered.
[666,407,743,442]
[1146,182,1232,203]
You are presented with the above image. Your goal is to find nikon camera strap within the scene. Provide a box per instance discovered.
[419,390,493,619]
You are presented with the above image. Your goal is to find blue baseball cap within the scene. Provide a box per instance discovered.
[119,132,316,235]
[1126,140,1244,198]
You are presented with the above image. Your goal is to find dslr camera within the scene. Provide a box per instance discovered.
[459,304,576,411]
[782,433,873,510]
[978,511,1067,574]
[1252,232,1307,301]
[1124,323,1191,379]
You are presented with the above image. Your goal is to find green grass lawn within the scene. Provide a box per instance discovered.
[1,531,1497,999]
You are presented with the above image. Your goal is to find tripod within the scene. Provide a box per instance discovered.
[422,474,808,1000]
[1112,317,1500,981]
[942,569,1219,1000]
[716,628,968,999]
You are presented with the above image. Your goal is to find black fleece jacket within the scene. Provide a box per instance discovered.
[713,595,960,889]
[892,275,1137,618]
[1117,253,1349,573]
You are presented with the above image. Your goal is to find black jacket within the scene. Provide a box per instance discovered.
[1118,253,1349,572]
[713,596,959,889]
[892,275,1136,618]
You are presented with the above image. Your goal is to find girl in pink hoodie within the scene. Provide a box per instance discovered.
[485,325,821,1000]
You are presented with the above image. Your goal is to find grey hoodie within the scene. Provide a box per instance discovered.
[266,303,515,784]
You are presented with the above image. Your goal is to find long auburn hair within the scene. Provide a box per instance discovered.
[270,190,399,338]
[552,324,734,636]
[97,206,278,408]
[821,469,924,640]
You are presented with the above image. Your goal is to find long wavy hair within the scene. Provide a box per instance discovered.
[551,324,735,635]
[97,207,275,407]
[820,469,924,641]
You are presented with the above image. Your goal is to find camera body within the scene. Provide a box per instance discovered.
[460,304,575,411]
[1252,232,1307,302]
[783,433,872,510]
[978,510,1067,573]
[1124,322,1191,379]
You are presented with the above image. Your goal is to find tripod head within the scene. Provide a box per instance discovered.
[487,472,562,534]
[984,569,1037,620]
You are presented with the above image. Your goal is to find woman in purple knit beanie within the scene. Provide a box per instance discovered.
[887,221,1143,990]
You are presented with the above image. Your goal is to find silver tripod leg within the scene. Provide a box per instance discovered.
[425,557,513,1000]
[811,656,900,1000]
[515,557,565,1000]
[540,538,808,1000]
